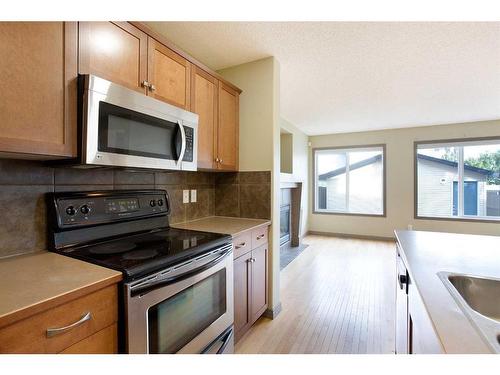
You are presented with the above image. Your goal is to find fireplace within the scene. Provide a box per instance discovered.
[280,204,291,246]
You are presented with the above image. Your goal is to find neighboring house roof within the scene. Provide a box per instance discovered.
[416,154,491,176]
[318,153,491,181]
[319,154,382,180]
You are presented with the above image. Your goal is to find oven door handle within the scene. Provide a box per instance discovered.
[130,245,232,297]
[176,121,186,166]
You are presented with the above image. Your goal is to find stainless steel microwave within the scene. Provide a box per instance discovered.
[78,74,198,171]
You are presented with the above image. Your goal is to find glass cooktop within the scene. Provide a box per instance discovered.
[57,227,231,280]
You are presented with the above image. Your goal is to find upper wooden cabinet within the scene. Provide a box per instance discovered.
[217,83,239,171]
[79,22,148,94]
[191,66,218,169]
[0,22,77,158]
[148,38,191,109]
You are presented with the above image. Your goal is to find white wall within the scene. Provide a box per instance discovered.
[218,57,282,313]
[280,118,309,237]
[309,119,500,238]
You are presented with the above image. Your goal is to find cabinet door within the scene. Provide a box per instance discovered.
[148,38,191,109]
[0,22,77,158]
[191,66,218,169]
[217,83,239,171]
[251,245,268,323]
[79,22,148,93]
[234,252,252,339]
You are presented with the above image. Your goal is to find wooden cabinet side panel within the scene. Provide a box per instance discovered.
[78,21,147,93]
[250,244,268,322]
[0,22,77,157]
[217,83,239,171]
[191,66,217,169]
[148,38,191,109]
[233,252,252,342]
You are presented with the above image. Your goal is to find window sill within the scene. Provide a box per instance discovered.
[415,215,500,224]
[313,210,386,218]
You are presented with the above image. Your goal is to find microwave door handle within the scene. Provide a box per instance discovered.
[176,121,186,166]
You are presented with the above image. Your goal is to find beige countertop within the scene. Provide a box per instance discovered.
[172,216,271,238]
[0,252,122,329]
[395,230,500,354]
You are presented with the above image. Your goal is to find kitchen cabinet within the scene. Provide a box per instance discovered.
[0,22,77,158]
[395,240,442,354]
[148,38,191,109]
[80,22,240,172]
[233,225,269,342]
[234,251,252,334]
[190,66,218,169]
[0,284,119,354]
[217,82,240,171]
[79,21,148,94]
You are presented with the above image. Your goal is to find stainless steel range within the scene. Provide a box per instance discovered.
[46,189,234,354]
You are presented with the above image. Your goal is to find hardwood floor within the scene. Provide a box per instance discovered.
[235,235,396,354]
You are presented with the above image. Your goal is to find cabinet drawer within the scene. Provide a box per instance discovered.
[0,285,118,354]
[251,226,268,249]
[233,232,252,259]
[60,323,118,354]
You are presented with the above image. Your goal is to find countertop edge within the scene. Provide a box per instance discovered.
[172,216,272,238]
[0,272,122,330]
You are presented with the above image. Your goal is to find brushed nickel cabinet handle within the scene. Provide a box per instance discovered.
[215,158,220,163]
[235,242,246,250]
[219,159,223,163]
[46,312,92,338]
[149,84,156,92]
[141,80,150,88]
[246,258,255,263]
[256,234,265,240]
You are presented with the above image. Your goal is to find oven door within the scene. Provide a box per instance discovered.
[124,246,234,354]
[82,74,198,171]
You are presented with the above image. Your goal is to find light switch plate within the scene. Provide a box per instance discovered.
[190,189,197,203]
[183,190,190,204]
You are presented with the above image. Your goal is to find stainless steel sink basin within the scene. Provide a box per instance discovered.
[439,272,500,353]
[447,274,500,322]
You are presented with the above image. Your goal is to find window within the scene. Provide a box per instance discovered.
[313,145,385,215]
[416,138,500,221]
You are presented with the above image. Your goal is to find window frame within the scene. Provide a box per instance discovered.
[312,144,387,217]
[414,136,500,223]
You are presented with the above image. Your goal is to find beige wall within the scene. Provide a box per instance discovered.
[309,119,500,238]
[218,57,282,313]
[280,118,309,236]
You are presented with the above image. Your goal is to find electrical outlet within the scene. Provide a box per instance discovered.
[183,190,190,204]
[190,189,197,203]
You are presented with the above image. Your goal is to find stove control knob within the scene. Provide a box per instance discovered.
[80,205,90,215]
[65,206,76,216]
[157,199,164,207]
[150,200,156,207]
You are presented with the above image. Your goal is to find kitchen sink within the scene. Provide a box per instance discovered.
[438,272,500,353]
[447,274,500,322]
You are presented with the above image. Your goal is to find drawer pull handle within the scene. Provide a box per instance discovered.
[46,312,92,338]
[235,242,246,249]
[246,258,256,263]
[256,234,265,240]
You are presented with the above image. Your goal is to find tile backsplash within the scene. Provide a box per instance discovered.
[0,159,270,258]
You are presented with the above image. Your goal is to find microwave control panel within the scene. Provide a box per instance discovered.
[182,126,194,162]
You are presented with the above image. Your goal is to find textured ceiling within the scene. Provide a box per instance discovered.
[146,22,500,135]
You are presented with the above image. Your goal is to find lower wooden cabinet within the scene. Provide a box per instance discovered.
[233,226,269,343]
[0,285,119,354]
